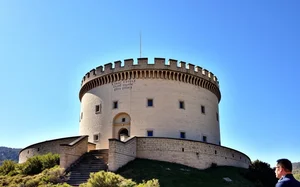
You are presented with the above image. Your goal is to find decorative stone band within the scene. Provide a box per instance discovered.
[79,58,221,102]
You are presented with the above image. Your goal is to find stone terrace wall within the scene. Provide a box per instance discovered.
[108,138,137,171]
[19,136,81,163]
[60,136,89,169]
[136,137,250,169]
[108,137,250,171]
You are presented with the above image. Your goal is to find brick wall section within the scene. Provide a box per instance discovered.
[19,136,81,163]
[108,137,250,171]
[108,137,137,171]
[60,136,89,169]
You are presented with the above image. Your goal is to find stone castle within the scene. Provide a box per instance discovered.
[19,57,250,173]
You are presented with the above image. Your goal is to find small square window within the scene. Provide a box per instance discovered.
[95,104,101,114]
[147,99,153,107]
[201,105,205,114]
[122,118,126,122]
[147,130,153,137]
[113,101,118,109]
[180,132,186,139]
[94,134,99,141]
[179,101,185,109]
[203,136,207,142]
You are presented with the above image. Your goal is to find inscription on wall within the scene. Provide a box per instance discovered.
[112,80,136,91]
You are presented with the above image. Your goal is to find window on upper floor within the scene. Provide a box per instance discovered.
[202,136,207,142]
[179,101,185,109]
[122,118,126,122]
[216,112,219,121]
[95,104,102,114]
[147,99,153,107]
[180,132,186,139]
[147,130,153,137]
[113,101,118,109]
[201,105,205,114]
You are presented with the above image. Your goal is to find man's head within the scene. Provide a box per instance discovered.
[275,158,293,179]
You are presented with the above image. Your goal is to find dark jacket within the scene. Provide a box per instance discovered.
[276,174,300,187]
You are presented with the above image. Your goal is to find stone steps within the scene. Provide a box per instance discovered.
[66,149,108,186]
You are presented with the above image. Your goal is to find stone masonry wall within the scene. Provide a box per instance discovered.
[60,136,89,169]
[108,137,250,171]
[108,138,136,171]
[19,136,81,163]
[136,137,250,169]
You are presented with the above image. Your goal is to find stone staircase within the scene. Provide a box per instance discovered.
[66,149,109,186]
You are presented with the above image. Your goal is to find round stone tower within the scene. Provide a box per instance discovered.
[79,58,221,149]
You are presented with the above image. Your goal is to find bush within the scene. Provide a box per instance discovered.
[136,179,160,187]
[41,166,68,184]
[244,160,277,187]
[0,160,17,175]
[40,153,60,171]
[79,171,159,187]
[20,153,60,175]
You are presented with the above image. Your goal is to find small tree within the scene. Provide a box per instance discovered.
[0,160,16,175]
[245,159,277,187]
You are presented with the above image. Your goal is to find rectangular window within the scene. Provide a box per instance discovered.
[122,118,126,122]
[203,136,207,142]
[113,101,118,109]
[147,130,153,137]
[179,101,185,109]
[80,112,83,119]
[216,112,219,121]
[94,134,99,141]
[147,99,153,107]
[201,105,205,114]
[95,104,101,114]
[180,132,186,139]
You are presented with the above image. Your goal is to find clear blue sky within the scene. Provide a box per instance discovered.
[0,0,299,167]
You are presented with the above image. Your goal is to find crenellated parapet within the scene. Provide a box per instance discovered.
[79,58,221,102]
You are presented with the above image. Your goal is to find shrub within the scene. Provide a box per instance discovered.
[0,160,17,175]
[79,171,128,187]
[25,177,40,187]
[21,156,43,175]
[136,179,160,187]
[20,153,60,175]
[41,166,68,184]
[79,171,159,187]
[244,160,277,187]
[40,153,60,171]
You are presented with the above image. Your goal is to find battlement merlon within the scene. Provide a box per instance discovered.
[80,57,219,87]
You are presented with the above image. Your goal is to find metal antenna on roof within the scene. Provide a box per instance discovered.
[140,31,142,58]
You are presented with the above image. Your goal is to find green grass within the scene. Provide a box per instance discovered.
[117,158,255,187]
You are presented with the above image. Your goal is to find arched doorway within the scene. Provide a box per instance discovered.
[113,113,131,141]
[118,128,129,141]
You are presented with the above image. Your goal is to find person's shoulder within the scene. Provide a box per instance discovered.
[276,176,299,187]
[276,180,288,187]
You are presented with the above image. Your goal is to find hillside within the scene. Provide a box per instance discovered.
[0,147,21,165]
[117,159,255,187]
[293,162,300,180]
[293,162,300,170]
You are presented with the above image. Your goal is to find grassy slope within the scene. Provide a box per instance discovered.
[117,159,255,187]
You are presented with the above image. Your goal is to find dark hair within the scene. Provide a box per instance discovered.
[277,158,293,172]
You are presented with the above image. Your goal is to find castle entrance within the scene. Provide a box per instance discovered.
[113,113,131,141]
[118,128,129,141]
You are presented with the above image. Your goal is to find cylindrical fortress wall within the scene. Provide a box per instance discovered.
[79,58,221,149]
